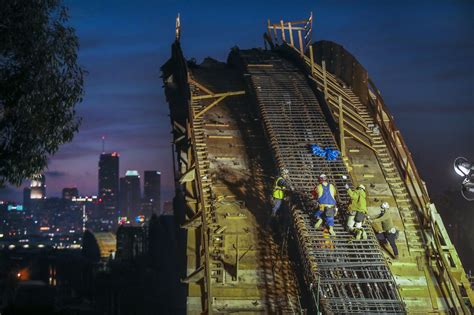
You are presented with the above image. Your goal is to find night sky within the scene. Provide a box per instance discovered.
[1,0,473,206]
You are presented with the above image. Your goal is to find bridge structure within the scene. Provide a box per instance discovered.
[162,14,474,314]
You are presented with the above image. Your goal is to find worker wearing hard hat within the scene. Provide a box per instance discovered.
[371,202,399,259]
[313,174,338,235]
[271,168,290,216]
[345,183,368,240]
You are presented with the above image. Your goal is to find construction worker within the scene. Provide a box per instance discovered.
[271,168,290,216]
[345,183,368,239]
[313,174,338,235]
[371,202,399,259]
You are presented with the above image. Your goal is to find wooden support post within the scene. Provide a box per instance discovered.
[338,96,346,157]
[267,19,272,42]
[322,60,328,98]
[189,78,214,95]
[298,30,304,56]
[280,20,286,42]
[235,235,239,283]
[272,24,279,44]
[288,22,294,47]
[309,45,314,76]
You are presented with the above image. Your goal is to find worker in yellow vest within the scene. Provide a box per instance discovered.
[371,202,399,259]
[345,183,368,240]
[271,168,290,216]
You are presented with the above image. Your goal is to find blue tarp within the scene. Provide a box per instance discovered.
[310,144,340,161]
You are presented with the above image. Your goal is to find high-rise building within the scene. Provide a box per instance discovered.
[29,175,46,218]
[119,170,141,220]
[62,187,79,200]
[23,187,31,212]
[30,175,46,199]
[143,170,161,216]
[98,152,119,223]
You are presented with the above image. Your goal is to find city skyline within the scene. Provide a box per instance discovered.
[0,0,473,205]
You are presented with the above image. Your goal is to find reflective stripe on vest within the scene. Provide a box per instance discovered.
[318,183,336,205]
[273,177,285,199]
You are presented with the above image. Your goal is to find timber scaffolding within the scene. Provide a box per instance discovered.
[162,14,474,314]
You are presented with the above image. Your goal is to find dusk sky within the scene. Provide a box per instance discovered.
[1,0,473,206]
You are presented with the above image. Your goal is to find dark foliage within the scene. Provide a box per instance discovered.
[0,0,84,185]
[82,230,100,263]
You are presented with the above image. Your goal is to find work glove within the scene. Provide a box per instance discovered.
[344,184,349,190]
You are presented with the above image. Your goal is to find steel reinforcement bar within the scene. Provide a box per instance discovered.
[237,49,405,314]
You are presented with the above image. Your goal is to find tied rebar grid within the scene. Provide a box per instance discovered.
[240,51,405,314]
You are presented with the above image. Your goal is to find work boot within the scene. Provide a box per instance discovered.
[328,226,336,236]
[355,230,362,240]
[314,218,323,229]
[362,231,368,240]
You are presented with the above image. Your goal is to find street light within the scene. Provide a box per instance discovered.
[454,157,474,201]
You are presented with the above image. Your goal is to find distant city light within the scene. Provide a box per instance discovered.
[118,217,128,225]
[7,204,24,211]
[125,170,139,177]
[135,215,145,223]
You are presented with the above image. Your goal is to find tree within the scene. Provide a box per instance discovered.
[0,0,84,185]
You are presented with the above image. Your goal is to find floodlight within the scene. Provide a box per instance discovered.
[454,157,474,201]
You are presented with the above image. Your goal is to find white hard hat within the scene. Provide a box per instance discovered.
[281,168,289,175]
[381,202,390,210]
[358,184,366,191]
[319,174,327,180]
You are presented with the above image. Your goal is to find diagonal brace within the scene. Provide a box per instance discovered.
[195,95,226,119]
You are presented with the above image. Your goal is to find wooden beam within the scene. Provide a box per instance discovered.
[338,96,346,157]
[280,20,286,41]
[247,64,273,68]
[193,90,245,100]
[309,45,314,76]
[195,95,226,119]
[189,78,214,96]
[179,166,196,183]
[288,22,294,47]
[298,30,304,55]
[322,60,328,97]
[345,128,376,152]
[181,265,205,283]
[267,19,272,42]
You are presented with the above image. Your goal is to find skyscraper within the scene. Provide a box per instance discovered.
[98,152,119,223]
[29,175,46,218]
[30,175,46,199]
[119,170,141,220]
[143,170,161,216]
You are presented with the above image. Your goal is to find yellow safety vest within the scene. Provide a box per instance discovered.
[272,177,285,199]
[316,183,337,210]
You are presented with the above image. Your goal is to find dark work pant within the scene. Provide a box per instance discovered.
[376,232,399,256]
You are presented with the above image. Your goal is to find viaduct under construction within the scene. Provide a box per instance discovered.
[162,14,474,314]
